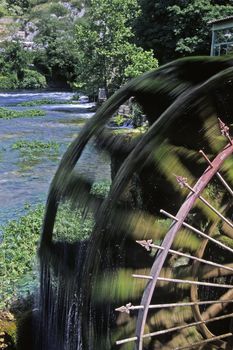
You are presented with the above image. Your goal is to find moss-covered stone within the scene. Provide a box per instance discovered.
[0,311,16,349]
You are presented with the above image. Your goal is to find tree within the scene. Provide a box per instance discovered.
[75,0,158,96]
[2,41,29,80]
[6,0,29,15]
[33,15,80,87]
[135,0,233,63]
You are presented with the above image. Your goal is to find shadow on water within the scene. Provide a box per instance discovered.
[15,59,233,349]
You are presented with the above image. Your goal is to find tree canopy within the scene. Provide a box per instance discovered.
[75,0,158,95]
[1,0,233,90]
[135,0,233,63]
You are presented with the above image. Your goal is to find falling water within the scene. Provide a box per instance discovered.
[37,241,87,350]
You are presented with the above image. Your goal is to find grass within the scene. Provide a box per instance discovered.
[0,107,46,119]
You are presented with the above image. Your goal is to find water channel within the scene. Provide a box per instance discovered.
[0,91,110,227]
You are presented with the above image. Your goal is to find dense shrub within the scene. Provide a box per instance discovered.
[0,4,8,17]
[0,74,18,90]
[19,70,47,89]
[49,3,68,17]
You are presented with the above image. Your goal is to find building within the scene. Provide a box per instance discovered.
[210,16,233,56]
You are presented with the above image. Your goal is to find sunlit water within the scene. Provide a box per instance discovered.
[0,91,110,227]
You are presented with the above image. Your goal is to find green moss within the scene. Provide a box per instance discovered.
[0,316,17,342]
[0,107,45,119]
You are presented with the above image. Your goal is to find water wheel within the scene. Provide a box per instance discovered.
[115,119,233,349]
[39,57,233,350]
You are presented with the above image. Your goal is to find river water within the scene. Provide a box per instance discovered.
[0,91,110,227]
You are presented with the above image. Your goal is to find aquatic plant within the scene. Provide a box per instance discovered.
[12,140,60,153]
[11,140,61,171]
[90,180,111,198]
[0,202,94,309]
[0,205,43,309]
[0,107,45,119]
[13,99,69,107]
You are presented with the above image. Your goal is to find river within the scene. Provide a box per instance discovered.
[0,91,110,227]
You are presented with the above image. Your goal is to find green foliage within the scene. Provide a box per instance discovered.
[0,202,94,308]
[112,114,126,127]
[33,14,79,87]
[0,2,9,17]
[124,47,158,78]
[75,0,158,95]
[48,2,69,17]
[53,202,94,242]
[19,69,46,89]
[135,0,233,63]
[13,98,68,106]
[12,140,60,153]
[1,41,28,80]
[0,41,47,89]
[169,1,233,56]
[0,74,18,90]
[7,0,29,9]
[0,107,45,119]
[0,205,43,308]
[11,140,60,171]
[90,180,111,198]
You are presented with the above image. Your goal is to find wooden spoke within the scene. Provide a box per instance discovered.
[136,239,233,272]
[132,274,233,289]
[116,299,233,313]
[199,150,233,196]
[116,125,233,349]
[116,314,233,345]
[160,210,233,254]
[174,333,232,350]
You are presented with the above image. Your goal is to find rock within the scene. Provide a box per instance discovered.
[0,311,16,349]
